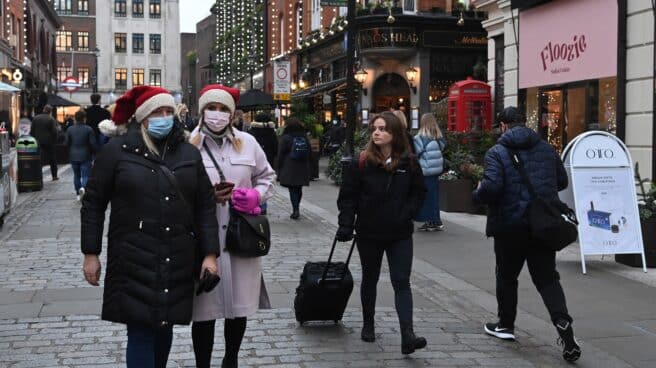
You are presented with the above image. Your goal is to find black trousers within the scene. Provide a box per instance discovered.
[357,237,414,328]
[494,230,572,328]
[40,143,58,178]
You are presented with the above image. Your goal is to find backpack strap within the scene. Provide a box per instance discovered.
[358,151,366,170]
[506,147,537,199]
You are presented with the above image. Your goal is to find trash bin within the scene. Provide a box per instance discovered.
[16,136,43,192]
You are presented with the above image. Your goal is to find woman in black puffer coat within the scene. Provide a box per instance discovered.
[277,118,310,219]
[336,111,427,355]
[81,86,219,368]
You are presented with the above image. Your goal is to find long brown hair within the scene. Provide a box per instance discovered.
[364,111,409,172]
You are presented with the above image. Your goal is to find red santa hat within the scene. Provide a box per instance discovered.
[198,84,240,115]
[112,85,176,125]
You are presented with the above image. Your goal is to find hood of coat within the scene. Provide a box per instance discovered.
[283,124,305,135]
[498,126,541,150]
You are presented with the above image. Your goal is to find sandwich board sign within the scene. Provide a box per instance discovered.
[560,131,646,273]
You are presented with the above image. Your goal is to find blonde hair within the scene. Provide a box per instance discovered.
[392,110,408,129]
[175,103,188,119]
[189,109,242,153]
[140,123,160,155]
[418,113,443,139]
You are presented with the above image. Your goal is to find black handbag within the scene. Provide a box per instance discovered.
[203,141,271,258]
[507,148,579,251]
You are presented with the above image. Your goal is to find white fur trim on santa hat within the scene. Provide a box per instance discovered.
[198,89,235,115]
[99,119,128,137]
[134,93,176,123]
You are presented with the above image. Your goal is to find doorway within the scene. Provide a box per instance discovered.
[372,73,411,115]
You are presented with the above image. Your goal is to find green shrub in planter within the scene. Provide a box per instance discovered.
[325,127,371,185]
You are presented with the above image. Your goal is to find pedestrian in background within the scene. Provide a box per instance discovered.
[247,112,279,215]
[81,85,219,368]
[31,104,59,180]
[189,84,276,368]
[277,118,310,220]
[85,93,111,147]
[392,109,416,155]
[175,103,196,132]
[65,110,95,201]
[232,109,245,131]
[413,113,446,231]
[336,111,428,355]
[472,107,580,362]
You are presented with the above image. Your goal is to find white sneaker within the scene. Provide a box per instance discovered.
[78,187,86,200]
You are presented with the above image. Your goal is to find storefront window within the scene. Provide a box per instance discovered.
[542,90,563,152]
[525,87,539,131]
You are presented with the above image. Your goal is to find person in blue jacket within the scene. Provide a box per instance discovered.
[472,107,580,363]
[413,113,446,231]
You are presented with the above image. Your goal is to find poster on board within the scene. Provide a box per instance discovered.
[572,168,642,255]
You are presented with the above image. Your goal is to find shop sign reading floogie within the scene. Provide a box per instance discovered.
[560,131,646,273]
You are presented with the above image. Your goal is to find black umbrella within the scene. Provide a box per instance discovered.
[237,89,275,111]
[46,93,79,107]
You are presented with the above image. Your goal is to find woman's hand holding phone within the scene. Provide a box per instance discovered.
[214,182,234,204]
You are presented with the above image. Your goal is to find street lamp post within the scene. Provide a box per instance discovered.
[342,0,357,168]
[92,47,100,93]
[248,49,255,90]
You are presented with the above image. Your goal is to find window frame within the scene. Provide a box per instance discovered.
[149,0,162,19]
[114,32,127,53]
[114,0,127,17]
[77,31,89,52]
[149,69,162,87]
[57,66,72,83]
[77,0,89,15]
[56,30,73,52]
[149,34,161,54]
[132,33,144,54]
[115,68,128,90]
[77,67,90,88]
[132,0,144,18]
[54,0,72,15]
[132,68,145,86]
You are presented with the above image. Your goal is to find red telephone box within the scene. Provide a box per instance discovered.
[447,78,492,132]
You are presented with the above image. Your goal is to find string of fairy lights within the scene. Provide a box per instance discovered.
[6,0,28,66]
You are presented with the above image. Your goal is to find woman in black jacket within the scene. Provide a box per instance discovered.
[336,111,427,355]
[277,118,310,219]
[80,86,220,368]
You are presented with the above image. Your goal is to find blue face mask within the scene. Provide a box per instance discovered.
[147,116,174,139]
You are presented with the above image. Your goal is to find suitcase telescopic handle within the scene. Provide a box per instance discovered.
[320,237,357,284]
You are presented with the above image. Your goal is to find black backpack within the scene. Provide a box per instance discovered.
[507,148,579,251]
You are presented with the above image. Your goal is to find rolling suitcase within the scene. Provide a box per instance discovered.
[294,237,356,324]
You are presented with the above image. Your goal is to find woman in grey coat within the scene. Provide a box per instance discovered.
[277,118,310,220]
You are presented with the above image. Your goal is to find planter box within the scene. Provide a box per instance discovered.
[439,179,474,213]
[615,218,656,268]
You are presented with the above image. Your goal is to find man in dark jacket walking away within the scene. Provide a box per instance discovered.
[248,112,278,166]
[85,93,111,147]
[66,110,96,200]
[277,118,310,219]
[472,107,580,362]
[31,105,59,180]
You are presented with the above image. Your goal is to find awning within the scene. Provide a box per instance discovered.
[292,78,346,99]
[0,82,20,92]
[46,93,79,107]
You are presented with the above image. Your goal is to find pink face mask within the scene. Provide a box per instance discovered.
[204,110,231,132]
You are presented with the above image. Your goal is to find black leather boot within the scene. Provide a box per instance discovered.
[361,319,375,342]
[290,208,300,220]
[401,327,427,355]
[221,357,237,368]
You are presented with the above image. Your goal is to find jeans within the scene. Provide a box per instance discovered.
[415,175,441,223]
[288,186,303,210]
[126,324,173,368]
[494,230,572,328]
[39,144,58,178]
[357,237,414,328]
[71,160,92,193]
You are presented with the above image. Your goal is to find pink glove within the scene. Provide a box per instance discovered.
[232,188,261,215]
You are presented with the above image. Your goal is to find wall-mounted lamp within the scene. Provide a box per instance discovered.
[354,68,368,95]
[405,66,418,94]
[291,81,298,92]
[299,79,307,89]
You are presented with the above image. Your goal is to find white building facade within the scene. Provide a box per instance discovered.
[477,0,655,180]
[96,0,181,105]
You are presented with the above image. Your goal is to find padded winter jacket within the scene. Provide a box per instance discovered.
[337,154,426,241]
[413,135,445,177]
[472,126,567,237]
[81,124,219,328]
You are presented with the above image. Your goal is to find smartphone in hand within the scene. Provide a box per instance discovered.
[215,181,235,191]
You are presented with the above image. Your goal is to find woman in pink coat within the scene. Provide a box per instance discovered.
[189,85,276,368]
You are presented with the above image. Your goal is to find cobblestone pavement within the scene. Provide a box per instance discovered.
[0,166,632,367]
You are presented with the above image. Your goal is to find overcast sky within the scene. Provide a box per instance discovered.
[179,0,215,33]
